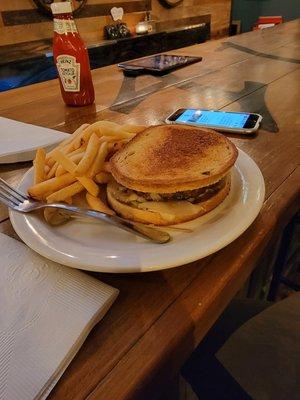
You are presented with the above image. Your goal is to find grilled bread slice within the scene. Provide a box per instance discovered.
[110,124,238,193]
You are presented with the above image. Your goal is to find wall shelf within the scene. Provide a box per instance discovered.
[0,18,210,91]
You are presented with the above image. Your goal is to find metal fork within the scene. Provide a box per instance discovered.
[0,178,170,244]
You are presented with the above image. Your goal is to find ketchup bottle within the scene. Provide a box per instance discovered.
[51,2,95,106]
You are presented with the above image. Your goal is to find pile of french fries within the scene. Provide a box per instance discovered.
[28,121,145,225]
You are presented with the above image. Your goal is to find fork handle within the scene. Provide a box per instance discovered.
[45,203,170,244]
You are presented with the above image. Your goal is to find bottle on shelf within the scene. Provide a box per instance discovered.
[51,2,95,106]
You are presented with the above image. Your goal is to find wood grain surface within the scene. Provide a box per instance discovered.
[0,20,299,400]
[0,0,231,46]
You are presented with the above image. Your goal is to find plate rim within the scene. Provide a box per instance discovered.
[9,148,265,273]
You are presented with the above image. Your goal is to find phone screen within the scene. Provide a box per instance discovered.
[175,109,253,129]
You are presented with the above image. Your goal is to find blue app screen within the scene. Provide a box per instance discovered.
[176,109,250,129]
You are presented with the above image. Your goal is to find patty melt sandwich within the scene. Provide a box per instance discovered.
[107,124,238,225]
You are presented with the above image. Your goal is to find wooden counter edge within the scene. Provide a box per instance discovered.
[87,167,300,400]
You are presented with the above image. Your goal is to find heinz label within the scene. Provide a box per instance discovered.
[54,19,77,34]
[56,55,80,92]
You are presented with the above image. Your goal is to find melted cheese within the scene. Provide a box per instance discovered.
[136,201,203,222]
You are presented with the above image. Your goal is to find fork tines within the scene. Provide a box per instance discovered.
[0,178,28,208]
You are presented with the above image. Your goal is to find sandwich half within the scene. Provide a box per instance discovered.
[107,124,238,225]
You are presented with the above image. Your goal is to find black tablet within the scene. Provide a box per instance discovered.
[118,54,202,76]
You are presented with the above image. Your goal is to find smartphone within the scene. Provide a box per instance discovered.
[165,108,262,134]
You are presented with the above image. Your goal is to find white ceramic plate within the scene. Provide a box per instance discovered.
[9,149,265,273]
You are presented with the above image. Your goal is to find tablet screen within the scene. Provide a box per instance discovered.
[119,54,202,71]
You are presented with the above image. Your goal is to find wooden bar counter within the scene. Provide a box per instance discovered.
[0,20,299,400]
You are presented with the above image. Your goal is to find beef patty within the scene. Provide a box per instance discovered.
[117,177,227,204]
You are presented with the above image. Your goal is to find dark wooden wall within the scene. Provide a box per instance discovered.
[0,0,231,46]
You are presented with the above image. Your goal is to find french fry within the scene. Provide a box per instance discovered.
[56,165,64,177]
[78,177,99,196]
[52,144,87,173]
[122,124,146,134]
[72,133,86,150]
[86,192,115,215]
[44,208,71,226]
[46,162,59,179]
[99,132,134,142]
[61,127,89,153]
[46,139,71,167]
[60,141,76,155]
[68,146,87,157]
[56,152,84,176]
[95,171,112,184]
[51,149,99,196]
[75,121,124,146]
[45,157,56,168]
[114,130,136,139]
[72,121,136,148]
[125,132,136,139]
[94,120,121,133]
[46,181,84,203]
[46,123,90,162]
[68,123,90,150]
[31,120,140,226]
[70,152,86,162]
[28,173,76,200]
[72,123,99,148]
[33,148,46,184]
[89,142,108,177]
[51,149,77,174]
[99,135,117,143]
[56,136,84,156]
[86,121,120,137]
[74,133,100,176]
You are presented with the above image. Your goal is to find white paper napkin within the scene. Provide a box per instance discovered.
[0,232,119,400]
[0,117,69,164]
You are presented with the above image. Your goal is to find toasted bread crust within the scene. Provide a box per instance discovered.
[111,124,238,193]
[107,176,231,226]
